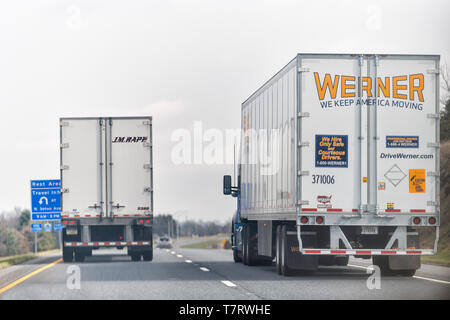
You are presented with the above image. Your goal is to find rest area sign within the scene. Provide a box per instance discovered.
[30,180,61,221]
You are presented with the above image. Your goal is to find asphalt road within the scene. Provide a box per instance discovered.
[0,244,449,300]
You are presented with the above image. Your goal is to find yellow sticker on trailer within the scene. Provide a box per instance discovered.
[409,169,426,193]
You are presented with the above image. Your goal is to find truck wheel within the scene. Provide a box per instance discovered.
[74,250,85,263]
[396,269,416,277]
[372,256,393,276]
[243,225,250,265]
[257,257,273,266]
[242,226,248,265]
[233,249,242,263]
[280,225,292,276]
[62,247,74,263]
[335,256,349,266]
[131,252,141,261]
[143,250,153,261]
[244,224,257,266]
[276,225,282,275]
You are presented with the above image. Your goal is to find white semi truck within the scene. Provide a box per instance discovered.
[60,117,153,262]
[224,54,440,276]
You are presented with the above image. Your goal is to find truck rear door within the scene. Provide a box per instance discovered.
[298,55,365,213]
[374,56,439,215]
[61,118,105,218]
[106,118,153,219]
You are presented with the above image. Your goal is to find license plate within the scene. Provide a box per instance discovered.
[66,227,78,235]
[361,226,378,235]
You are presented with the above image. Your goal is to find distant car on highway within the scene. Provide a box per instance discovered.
[156,236,173,249]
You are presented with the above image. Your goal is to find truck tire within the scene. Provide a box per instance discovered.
[372,256,390,275]
[63,247,74,263]
[243,224,257,266]
[74,250,85,263]
[335,256,349,266]
[276,225,282,275]
[143,250,153,261]
[242,225,249,265]
[397,269,416,277]
[233,249,242,263]
[131,252,141,261]
[280,225,293,276]
[257,257,273,266]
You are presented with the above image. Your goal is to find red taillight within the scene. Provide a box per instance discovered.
[300,216,308,224]
[316,216,324,224]
[413,217,421,225]
[63,221,68,225]
[145,219,150,224]
[428,217,436,225]
[140,219,144,224]
[70,221,75,225]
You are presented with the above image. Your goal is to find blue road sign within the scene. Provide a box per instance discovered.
[31,223,42,232]
[54,222,64,232]
[30,179,61,221]
[44,223,52,232]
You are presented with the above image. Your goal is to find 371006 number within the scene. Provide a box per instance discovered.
[312,175,335,184]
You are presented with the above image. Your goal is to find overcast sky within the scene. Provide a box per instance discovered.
[0,0,449,222]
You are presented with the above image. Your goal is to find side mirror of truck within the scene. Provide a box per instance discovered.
[223,175,232,195]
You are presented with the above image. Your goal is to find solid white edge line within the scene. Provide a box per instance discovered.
[348,264,450,285]
[413,275,450,285]
[221,280,236,287]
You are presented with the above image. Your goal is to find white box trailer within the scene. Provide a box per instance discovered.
[224,54,440,276]
[60,117,153,262]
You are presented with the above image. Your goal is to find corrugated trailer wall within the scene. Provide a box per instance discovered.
[240,58,298,217]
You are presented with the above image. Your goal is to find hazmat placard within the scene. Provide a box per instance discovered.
[409,169,426,193]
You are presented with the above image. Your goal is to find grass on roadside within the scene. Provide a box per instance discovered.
[0,249,60,270]
[420,221,450,267]
[421,253,450,267]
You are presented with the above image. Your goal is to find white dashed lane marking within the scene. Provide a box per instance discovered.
[166,250,240,290]
[221,280,237,287]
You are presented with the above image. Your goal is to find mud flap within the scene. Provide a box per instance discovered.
[388,255,421,270]
[286,230,318,271]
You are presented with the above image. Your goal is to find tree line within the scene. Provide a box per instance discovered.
[153,214,230,238]
[0,211,229,257]
[0,208,57,257]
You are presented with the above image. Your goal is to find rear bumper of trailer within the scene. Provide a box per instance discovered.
[64,241,152,247]
[300,249,434,255]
